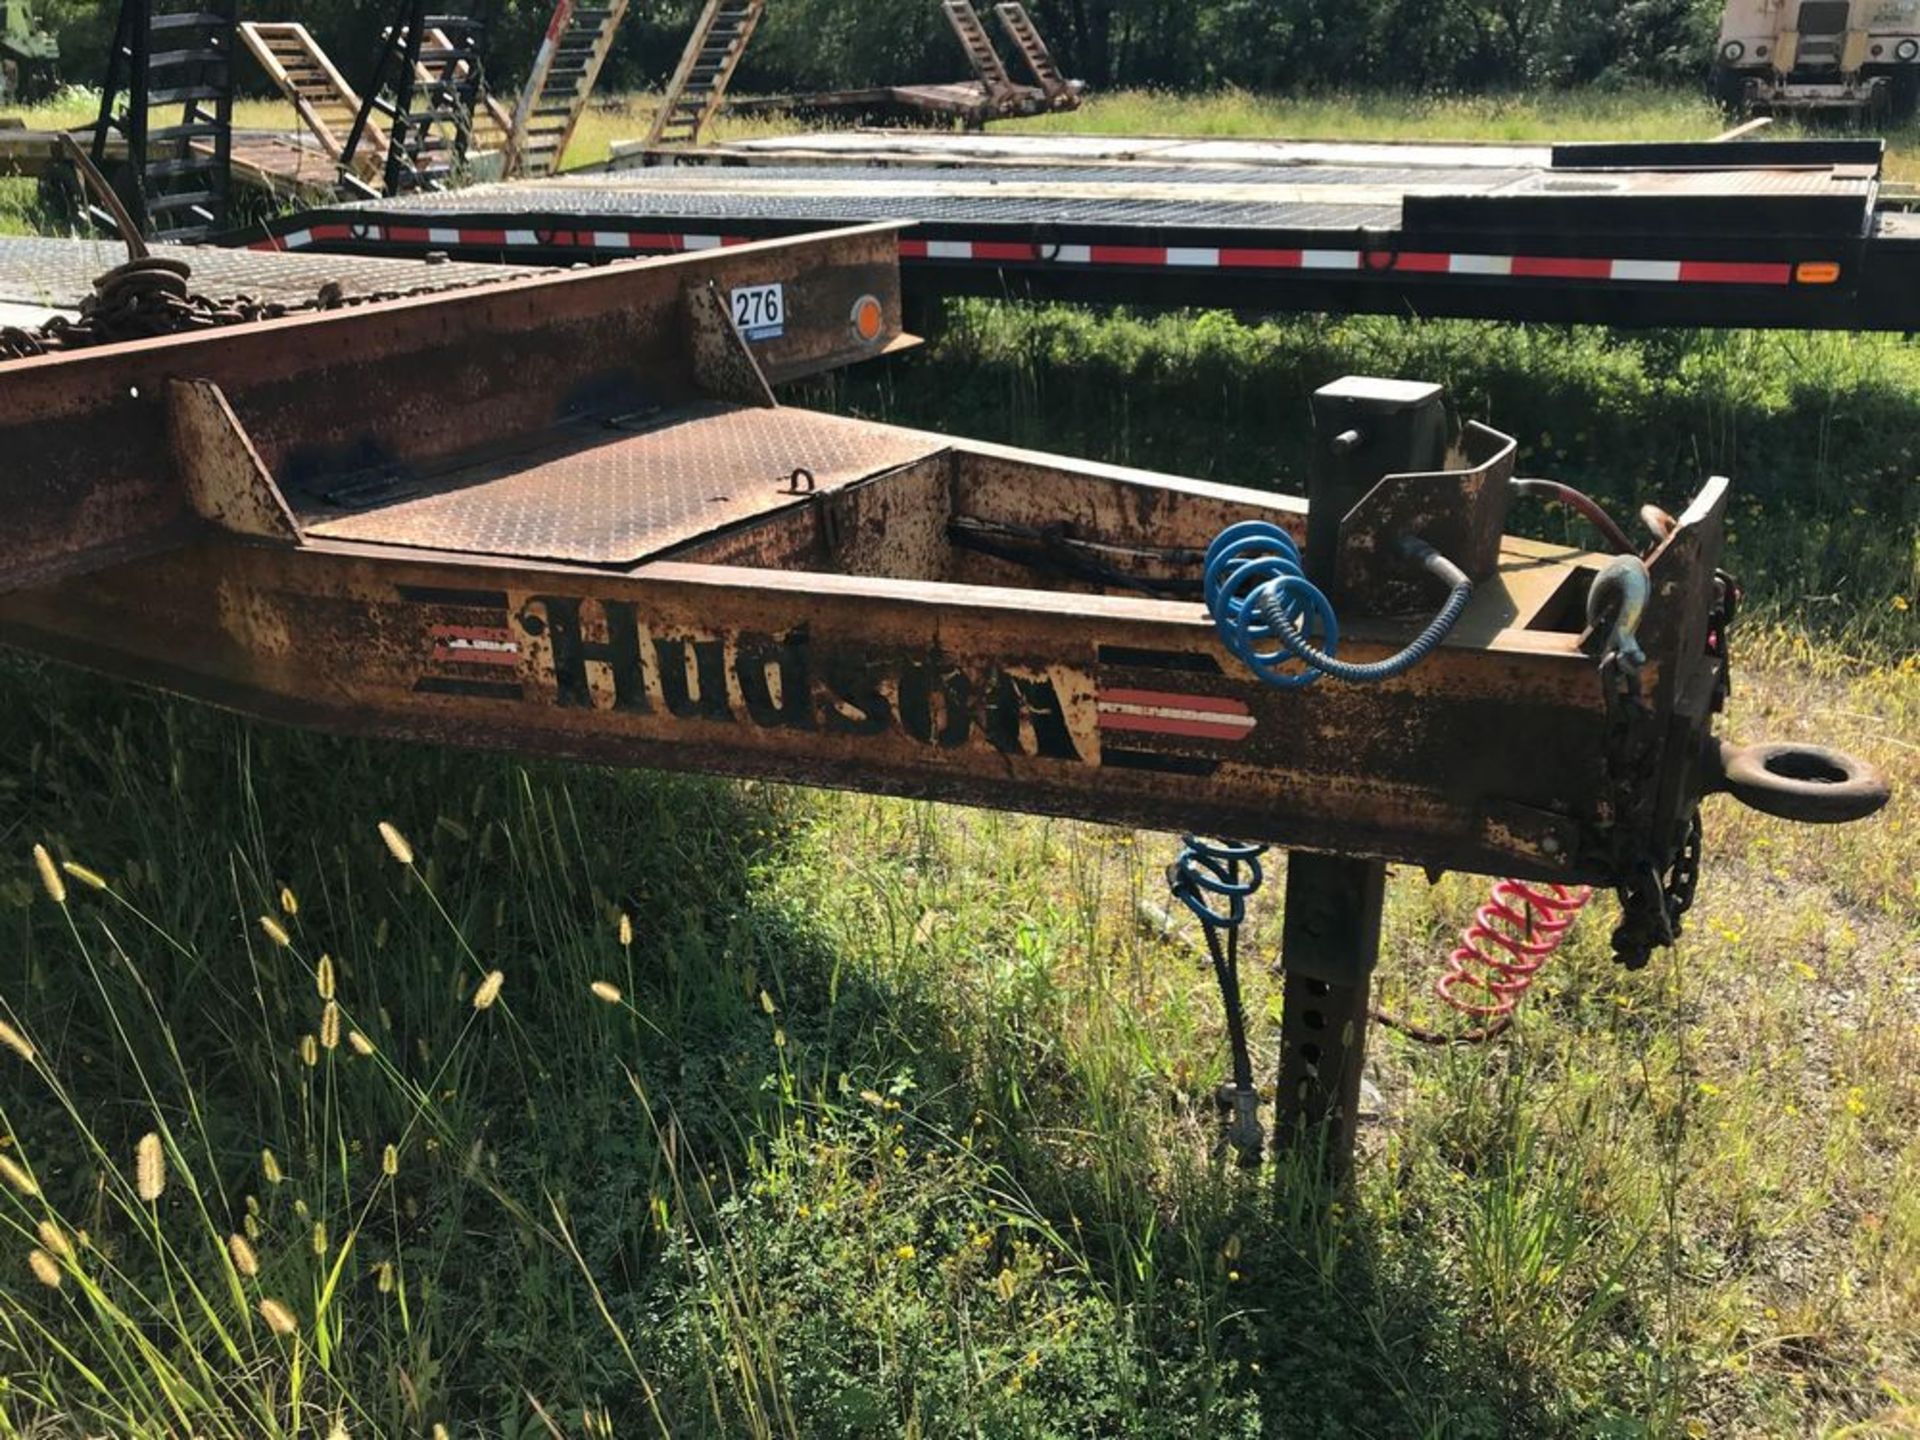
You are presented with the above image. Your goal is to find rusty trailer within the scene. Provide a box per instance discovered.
[0,225,1888,1169]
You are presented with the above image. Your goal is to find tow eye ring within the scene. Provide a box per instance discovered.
[1711,739,1891,825]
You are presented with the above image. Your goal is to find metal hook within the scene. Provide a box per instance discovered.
[1587,554,1651,672]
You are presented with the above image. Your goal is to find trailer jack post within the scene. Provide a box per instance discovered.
[1275,854,1387,1175]
[1270,377,1452,1175]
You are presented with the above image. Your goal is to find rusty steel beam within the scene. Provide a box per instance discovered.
[0,224,910,596]
[0,431,1737,882]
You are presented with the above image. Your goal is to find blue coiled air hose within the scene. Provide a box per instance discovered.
[1203,520,1471,688]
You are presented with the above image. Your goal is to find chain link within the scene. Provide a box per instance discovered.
[1,254,505,362]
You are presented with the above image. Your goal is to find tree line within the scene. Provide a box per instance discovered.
[37,0,1722,97]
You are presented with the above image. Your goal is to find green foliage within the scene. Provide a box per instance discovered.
[26,0,1727,96]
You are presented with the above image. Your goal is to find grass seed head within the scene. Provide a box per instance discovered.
[134,1132,166,1202]
[618,913,633,948]
[259,1297,298,1336]
[60,860,107,891]
[279,886,299,917]
[0,1153,38,1197]
[261,1149,283,1185]
[259,915,292,948]
[348,1029,375,1057]
[472,970,505,1011]
[32,845,66,905]
[0,1018,34,1064]
[28,1249,61,1289]
[300,1034,319,1067]
[228,1232,259,1277]
[36,1220,71,1258]
[312,1221,328,1257]
[382,1143,399,1178]
[376,1259,394,1294]
[590,981,622,1004]
[315,954,335,1001]
[378,822,415,867]
[320,1002,341,1051]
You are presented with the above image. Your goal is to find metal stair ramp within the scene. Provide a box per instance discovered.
[645,0,767,149]
[240,21,388,174]
[993,2,1071,104]
[341,3,491,197]
[509,0,630,178]
[942,0,1017,104]
[91,0,238,241]
[420,24,514,156]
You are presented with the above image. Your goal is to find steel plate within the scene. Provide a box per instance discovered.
[297,402,943,566]
[0,235,539,313]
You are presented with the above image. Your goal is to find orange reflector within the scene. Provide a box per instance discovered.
[1795,261,1842,286]
[851,295,885,343]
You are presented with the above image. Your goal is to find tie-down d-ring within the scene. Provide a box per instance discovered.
[1360,229,1402,274]
[1709,738,1891,824]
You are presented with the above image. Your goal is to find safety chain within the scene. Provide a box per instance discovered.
[1600,558,1735,969]
[1610,807,1704,969]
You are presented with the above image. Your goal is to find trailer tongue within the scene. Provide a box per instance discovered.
[0,227,1887,1171]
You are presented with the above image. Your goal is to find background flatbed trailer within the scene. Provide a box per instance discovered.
[244,135,1920,331]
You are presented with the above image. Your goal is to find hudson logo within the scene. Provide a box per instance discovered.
[514,596,1088,763]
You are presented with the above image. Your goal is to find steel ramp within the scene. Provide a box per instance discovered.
[645,0,766,148]
[239,21,387,172]
[510,0,630,178]
[92,0,239,242]
[341,3,491,195]
[992,2,1073,105]
[420,25,514,156]
[943,0,1018,103]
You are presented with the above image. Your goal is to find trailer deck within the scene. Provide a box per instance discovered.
[245,135,1916,330]
[0,234,539,329]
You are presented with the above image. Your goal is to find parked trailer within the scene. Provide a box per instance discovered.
[246,136,1920,332]
[1716,0,1920,117]
[0,227,1887,1171]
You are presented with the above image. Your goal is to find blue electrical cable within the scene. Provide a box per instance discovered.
[1167,835,1268,929]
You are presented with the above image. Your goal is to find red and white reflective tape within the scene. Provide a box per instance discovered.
[1095,688,1257,744]
[252,224,744,254]
[252,224,1805,288]
[896,238,1799,287]
[430,624,520,669]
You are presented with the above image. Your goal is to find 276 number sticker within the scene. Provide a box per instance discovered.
[730,284,785,342]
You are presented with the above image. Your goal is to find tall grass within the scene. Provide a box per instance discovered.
[1007,86,1728,144]
[2,624,1912,1434]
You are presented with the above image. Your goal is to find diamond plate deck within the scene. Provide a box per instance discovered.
[0,236,540,314]
[302,160,1543,233]
[296,402,943,566]
[275,147,1880,241]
